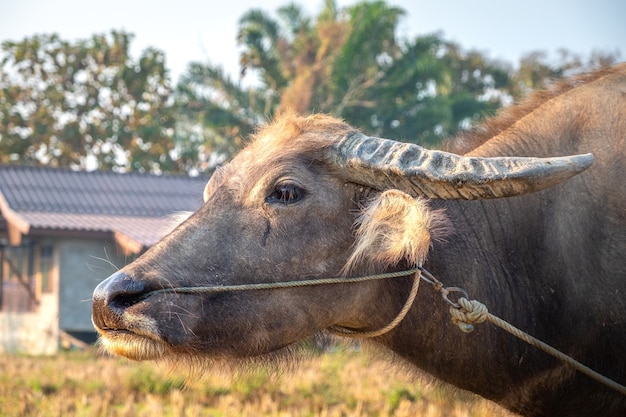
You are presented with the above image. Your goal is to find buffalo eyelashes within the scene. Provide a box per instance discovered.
[266,183,305,205]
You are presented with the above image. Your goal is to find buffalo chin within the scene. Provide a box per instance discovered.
[97,330,167,361]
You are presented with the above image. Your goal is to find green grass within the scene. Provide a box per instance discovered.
[0,348,512,417]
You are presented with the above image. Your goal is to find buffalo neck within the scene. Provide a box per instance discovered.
[380,196,553,398]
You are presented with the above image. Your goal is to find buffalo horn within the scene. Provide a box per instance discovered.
[331,132,594,200]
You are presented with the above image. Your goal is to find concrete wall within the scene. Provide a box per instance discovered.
[58,238,128,332]
[0,236,130,354]
[0,238,60,355]
[0,292,59,355]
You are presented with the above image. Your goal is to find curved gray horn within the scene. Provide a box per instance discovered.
[330,132,594,200]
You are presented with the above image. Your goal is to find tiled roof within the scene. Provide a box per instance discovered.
[0,165,206,216]
[0,165,207,252]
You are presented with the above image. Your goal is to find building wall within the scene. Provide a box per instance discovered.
[0,292,59,355]
[0,236,130,354]
[58,238,128,333]
[0,238,60,355]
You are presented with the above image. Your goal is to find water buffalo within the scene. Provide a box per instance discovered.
[92,64,626,416]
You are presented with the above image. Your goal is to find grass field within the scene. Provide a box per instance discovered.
[0,346,512,417]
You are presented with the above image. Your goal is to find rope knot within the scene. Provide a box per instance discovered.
[449,297,488,333]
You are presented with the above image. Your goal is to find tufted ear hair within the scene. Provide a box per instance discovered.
[343,190,448,274]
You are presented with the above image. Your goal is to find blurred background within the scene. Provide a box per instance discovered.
[0,1,623,416]
[1,0,624,174]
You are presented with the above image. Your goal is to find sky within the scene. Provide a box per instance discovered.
[0,0,624,84]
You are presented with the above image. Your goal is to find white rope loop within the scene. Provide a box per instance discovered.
[329,269,421,338]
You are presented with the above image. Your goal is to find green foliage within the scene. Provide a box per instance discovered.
[174,0,621,164]
[330,0,404,99]
[0,30,177,172]
[1,350,501,417]
[509,48,621,98]
[230,369,275,401]
[126,367,186,395]
[175,0,517,159]
[386,386,420,413]
[173,62,254,173]
[1,2,620,174]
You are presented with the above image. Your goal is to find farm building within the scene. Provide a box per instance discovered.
[0,165,207,354]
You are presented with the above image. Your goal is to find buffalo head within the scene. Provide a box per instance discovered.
[91,113,591,362]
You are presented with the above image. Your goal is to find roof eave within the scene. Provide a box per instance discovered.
[3,224,147,257]
[0,193,30,245]
[113,230,146,257]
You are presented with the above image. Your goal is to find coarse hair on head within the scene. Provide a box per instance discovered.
[343,189,449,275]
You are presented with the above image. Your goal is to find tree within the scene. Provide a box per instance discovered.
[172,2,329,173]
[508,48,621,99]
[173,63,259,174]
[0,31,177,172]
[175,0,515,163]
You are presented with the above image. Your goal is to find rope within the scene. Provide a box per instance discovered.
[329,270,421,338]
[418,269,626,397]
[151,266,626,396]
[151,268,420,339]
[447,296,626,396]
[449,297,488,332]
[149,268,419,296]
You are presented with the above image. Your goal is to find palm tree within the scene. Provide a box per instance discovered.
[173,0,516,172]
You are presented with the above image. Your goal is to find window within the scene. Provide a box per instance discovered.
[0,241,55,312]
[40,245,54,293]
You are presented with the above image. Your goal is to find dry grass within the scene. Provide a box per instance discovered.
[0,347,514,417]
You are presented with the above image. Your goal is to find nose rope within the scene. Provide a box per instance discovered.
[150,266,626,396]
[150,268,422,339]
[149,267,420,296]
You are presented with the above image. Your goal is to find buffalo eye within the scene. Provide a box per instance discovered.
[266,183,305,205]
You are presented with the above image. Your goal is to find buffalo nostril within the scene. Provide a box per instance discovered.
[93,271,149,314]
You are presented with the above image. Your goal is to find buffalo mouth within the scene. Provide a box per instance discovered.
[92,300,170,361]
[96,327,167,360]
[92,271,325,361]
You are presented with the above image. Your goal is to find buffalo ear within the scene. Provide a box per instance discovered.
[343,190,448,274]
